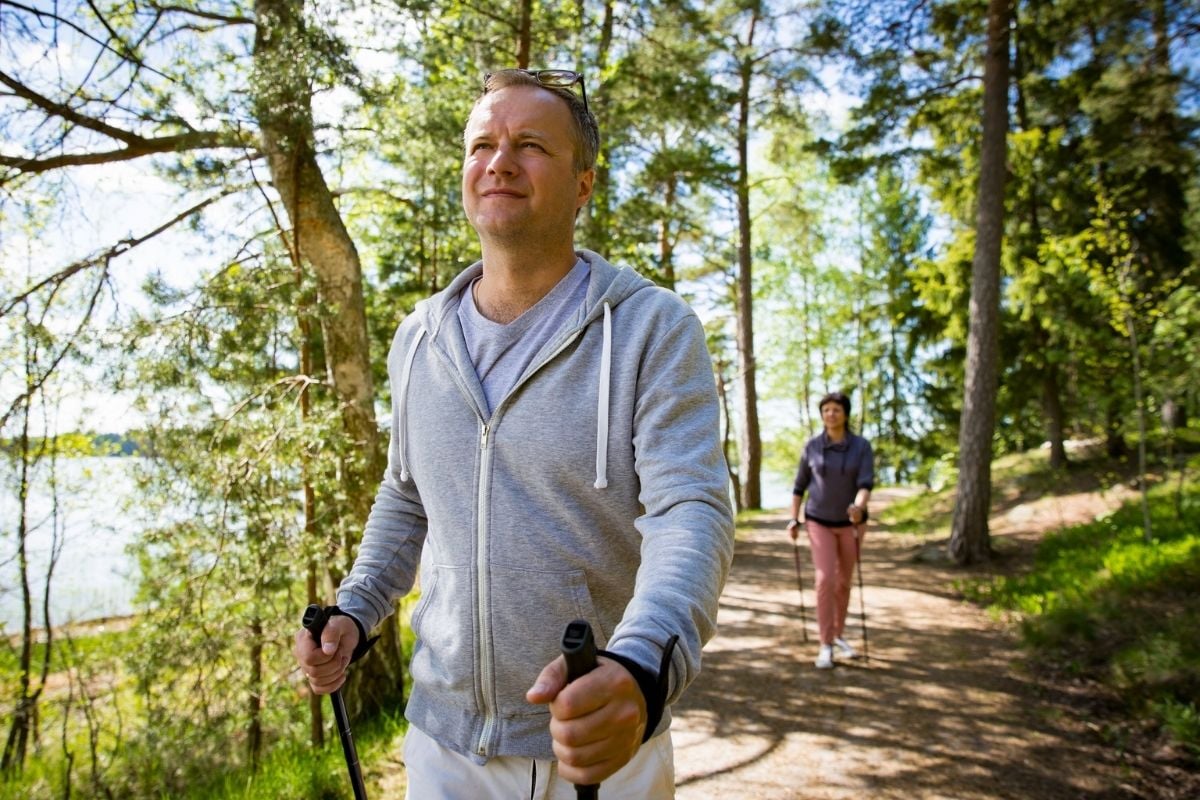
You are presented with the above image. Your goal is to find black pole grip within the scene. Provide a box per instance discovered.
[303,605,368,800]
[560,620,599,800]
[303,603,328,641]
[562,619,598,683]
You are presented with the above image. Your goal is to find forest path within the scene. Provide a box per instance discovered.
[670,485,1158,800]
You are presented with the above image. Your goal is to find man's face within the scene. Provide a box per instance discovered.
[462,85,594,245]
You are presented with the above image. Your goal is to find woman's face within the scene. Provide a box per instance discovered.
[820,401,846,432]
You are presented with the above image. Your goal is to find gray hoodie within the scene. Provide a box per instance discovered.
[337,250,735,763]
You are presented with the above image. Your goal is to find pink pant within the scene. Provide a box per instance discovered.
[805,520,861,645]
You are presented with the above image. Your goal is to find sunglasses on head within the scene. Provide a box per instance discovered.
[484,69,589,114]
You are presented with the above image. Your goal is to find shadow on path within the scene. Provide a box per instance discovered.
[671,497,1146,800]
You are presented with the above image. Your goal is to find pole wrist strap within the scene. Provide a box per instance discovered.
[325,605,379,664]
[599,634,679,743]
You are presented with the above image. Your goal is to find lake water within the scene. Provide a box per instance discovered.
[0,457,145,631]
[760,471,794,511]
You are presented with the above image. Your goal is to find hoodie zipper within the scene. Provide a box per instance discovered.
[476,419,496,756]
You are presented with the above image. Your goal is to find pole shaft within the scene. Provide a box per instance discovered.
[791,542,809,643]
[855,526,869,661]
[331,690,367,800]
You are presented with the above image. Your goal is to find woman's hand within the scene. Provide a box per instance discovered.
[847,504,866,525]
[786,518,801,541]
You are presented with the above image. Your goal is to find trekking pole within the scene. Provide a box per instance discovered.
[853,525,870,662]
[303,605,368,800]
[561,620,599,800]
[790,540,810,643]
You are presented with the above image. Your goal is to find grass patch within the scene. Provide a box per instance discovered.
[963,461,1200,758]
[184,709,408,800]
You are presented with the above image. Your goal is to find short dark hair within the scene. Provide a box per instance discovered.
[818,392,851,417]
[475,70,599,174]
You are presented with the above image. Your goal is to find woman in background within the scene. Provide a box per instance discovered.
[785,392,874,669]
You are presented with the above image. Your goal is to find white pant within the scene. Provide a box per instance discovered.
[402,724,676,799]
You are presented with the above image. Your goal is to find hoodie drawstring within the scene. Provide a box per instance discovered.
[593,302,612,489]
[397,327,426,482]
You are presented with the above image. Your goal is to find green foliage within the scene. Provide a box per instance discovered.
[183,742,349,800]
[181,710,408,800]
[963,461,1200,755]
[0,626,130,798]
[814,0,1200,474]
[0,595,418,799]
[1152,698,1200,758]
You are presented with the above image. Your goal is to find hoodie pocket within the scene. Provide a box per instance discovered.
[409,564,476,701]
[488,565,603,716]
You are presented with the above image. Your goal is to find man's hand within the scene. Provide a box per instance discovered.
[527,655,647,785]
[294,614,359,695]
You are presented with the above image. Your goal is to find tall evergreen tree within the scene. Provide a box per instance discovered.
[948,0,1010,565]
[698,0,820,510]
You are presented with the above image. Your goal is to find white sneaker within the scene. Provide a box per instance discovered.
[815,645,834,669]
[834,637,857,659]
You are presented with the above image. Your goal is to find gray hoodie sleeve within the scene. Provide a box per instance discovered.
[335,328,428,634]
[606,308,735,706]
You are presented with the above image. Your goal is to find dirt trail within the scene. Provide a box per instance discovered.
[669,486,1161,800]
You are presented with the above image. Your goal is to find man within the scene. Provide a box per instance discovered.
[293,68,734,798]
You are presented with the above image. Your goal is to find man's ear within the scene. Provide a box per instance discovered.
[575,168,595,209]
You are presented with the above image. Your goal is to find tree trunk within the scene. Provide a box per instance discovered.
[253,0,403,718]
[855,280,866,432]
[299,304,324,746]
[1,318,49,776]
[715,354,741,513]
[1042,357,1068,469]
[1105,394,1129,458]
[889,324,907,483]
[247,617,264,768]
[1,391,35,775]
[517,0,532,68]
[583,0,615,250]
[735,48,762,511]
[659,171,677,289]
[1126,309,1153,543]
[801,270,813,432]
[949,0,1010,566]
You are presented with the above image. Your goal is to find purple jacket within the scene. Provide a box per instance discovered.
[792,431,874,526]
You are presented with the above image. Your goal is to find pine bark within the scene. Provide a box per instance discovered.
[949,0,1010,565]
[735,42,762,511]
